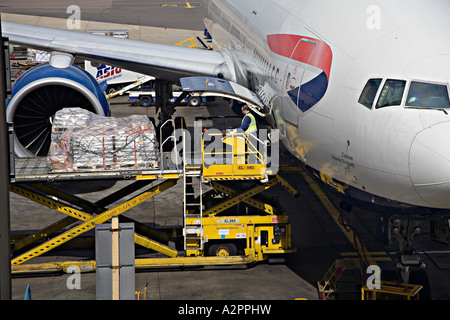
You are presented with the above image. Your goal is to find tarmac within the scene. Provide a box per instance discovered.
[2,12,205,46]
[3,2,450,304]
[0,0,205,30]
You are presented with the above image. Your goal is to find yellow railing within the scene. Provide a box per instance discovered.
[201,131,268,180]
[361,281,423,300]
[175,37,199,48]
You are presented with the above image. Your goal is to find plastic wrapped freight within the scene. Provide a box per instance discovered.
[48,108,159,171]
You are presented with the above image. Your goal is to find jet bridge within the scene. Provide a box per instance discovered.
[9,120,297,274]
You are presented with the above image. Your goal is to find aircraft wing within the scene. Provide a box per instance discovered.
[2,21,230,83]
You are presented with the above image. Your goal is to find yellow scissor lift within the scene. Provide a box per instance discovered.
[9,122,296,274]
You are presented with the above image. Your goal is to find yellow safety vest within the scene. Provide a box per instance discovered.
[243,113,257,134]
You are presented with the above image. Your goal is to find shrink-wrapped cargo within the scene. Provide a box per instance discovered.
[48,108,159,171]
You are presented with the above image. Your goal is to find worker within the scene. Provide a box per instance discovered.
[237,104,258,137]
[236,104,258,164]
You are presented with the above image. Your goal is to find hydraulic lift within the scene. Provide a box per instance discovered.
[9,121,297,274]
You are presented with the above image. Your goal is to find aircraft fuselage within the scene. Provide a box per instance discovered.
[203,0,450,213]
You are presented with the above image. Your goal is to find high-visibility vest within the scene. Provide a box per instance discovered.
[243,113,257,134]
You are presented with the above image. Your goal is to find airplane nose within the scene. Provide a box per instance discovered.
[409,121,450,208]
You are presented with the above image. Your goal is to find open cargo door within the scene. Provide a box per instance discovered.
[180,77,267,117]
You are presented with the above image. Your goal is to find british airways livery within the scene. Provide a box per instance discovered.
[3,0,450,286]
[267,34,333,113]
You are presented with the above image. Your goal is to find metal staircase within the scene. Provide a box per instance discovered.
[183,175,203,255]
[182,128,203,256]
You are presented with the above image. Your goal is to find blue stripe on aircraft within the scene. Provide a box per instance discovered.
[288,71,328,112]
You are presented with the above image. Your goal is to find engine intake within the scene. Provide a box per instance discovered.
[7,62,110,157]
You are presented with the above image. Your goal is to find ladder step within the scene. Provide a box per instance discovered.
[186,244,201,249]
[183,167,203,252]
[185,224,202,228]
[186,237,202,241]
[186,216,202,220]
[185,215,201,219]
[185,171,201,177]
[185,227,203,234]
[185,237,202,241]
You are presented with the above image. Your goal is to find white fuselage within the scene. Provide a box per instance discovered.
[203,0,450,211]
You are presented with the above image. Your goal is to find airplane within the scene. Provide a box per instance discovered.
[3,0,450,291]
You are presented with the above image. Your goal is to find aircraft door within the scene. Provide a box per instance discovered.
[283,39,317,126]
[260,230,269,247]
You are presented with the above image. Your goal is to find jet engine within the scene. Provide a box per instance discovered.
[7,52,110,157]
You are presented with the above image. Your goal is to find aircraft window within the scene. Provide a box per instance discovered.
[358,78,382,108]
[406,81,450,109]
[286,72,291,90]
[376,79,406,109]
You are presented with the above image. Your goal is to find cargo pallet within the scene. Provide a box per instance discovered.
[9,120,297,274]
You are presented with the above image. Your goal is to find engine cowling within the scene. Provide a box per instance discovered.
[7,53,110,157]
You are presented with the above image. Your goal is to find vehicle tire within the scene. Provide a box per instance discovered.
[188,96,201,107]
[139,95,153,107]
[208,243,237,257]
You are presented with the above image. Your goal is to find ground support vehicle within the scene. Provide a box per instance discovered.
[129,90,210,107]
[9,121,296,274]
[105,75,154,99]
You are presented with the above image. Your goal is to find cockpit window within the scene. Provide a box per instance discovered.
[406,81,450,109]
[358,78,382,108]
[376,79,406,109]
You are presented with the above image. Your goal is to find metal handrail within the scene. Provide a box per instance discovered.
[159,119,180,172]
[202,131,268,165]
